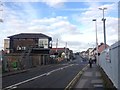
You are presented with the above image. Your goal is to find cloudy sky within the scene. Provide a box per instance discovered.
[0,0,119,52]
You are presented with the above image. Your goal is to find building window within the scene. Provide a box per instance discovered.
[39,41,44,48]
[22,47,26,50]
[17,46,22,50]
[17,46,26,50]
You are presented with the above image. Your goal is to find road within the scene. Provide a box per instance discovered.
[3,55,88,89]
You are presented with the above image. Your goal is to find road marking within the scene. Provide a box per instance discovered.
[94,84,103,87]
[11,86,17,89]
[60,68,63,70]
[74,64,79,65]
[3,64,75,90]
[46,72,51,76]
[4,73,46,90]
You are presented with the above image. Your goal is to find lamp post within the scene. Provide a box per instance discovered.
[0,1,3,22]
[92,19,98,65]
[65,42,67,59]
[99,7,107,49]
[56,38,58,52]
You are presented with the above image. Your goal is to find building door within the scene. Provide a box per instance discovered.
[41,55,44,65]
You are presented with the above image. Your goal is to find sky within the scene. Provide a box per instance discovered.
[0,0,119,52]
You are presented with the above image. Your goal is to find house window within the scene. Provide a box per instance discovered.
[17,46,22,50]
[22,47,26,50]
[17,46,26,50]
[38,39,48,48]
[49,41,52,48]
[39,40,44,48]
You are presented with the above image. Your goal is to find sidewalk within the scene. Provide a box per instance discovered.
[2,69,28,77]
[74,63,104,90]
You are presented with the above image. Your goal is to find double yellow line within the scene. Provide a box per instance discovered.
[64,64,89,90]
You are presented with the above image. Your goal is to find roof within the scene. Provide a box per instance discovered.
[86,48,93,53]
[8,33,52,40]
[92,43,109,53]
[51,48,69,51]
[80,51,86,53]
[50,48,69,55]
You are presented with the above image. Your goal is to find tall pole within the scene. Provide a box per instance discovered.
[0,1,3,22]
[65,42,67,60]
[56,39,58,52]
[92,19,98,65]
[99,7,107,49]
[65,42,67,54]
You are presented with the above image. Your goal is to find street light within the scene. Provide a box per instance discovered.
[92,19,99,65]
[0,1,3,23]
[56,38,58,52]
[99,7,107,49]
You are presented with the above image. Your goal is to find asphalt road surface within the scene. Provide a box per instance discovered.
[3,55,88,89]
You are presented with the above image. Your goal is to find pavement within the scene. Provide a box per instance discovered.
[74,63,104,90]
[2,69,28,77]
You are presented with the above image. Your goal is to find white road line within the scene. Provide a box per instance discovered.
[4,73,46,89]
[4,64,75,90]
[60,68,63,70]
[46,72,51,76]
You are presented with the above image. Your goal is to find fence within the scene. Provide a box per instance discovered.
[99,41,120,89]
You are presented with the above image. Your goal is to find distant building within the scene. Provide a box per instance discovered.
[4,39,10,53]
[86,48,94,59]
[80,51,86,58]
[50,48,68,55]
[50,48,73,61]
[98,43,109,53]
[92,43,109,55]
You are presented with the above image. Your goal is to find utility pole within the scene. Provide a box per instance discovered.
[65,42,67,54]
[99,7,107,49]
[65,42,67,60]
[0,1,3,23]
[92,19,99,65]
[56,39,58,53]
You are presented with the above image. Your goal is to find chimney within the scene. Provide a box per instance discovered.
[100,42,104,45]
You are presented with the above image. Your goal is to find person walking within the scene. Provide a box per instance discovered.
[89,58,93,68]
[94,56,97,64]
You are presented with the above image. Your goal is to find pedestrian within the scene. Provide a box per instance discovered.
[94,56,96,64]
[89,58,93,68]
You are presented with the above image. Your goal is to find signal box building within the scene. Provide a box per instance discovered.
[3,33,52,72]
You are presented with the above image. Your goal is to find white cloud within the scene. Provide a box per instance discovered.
[0,2,118,53]
[71,2,118,51]
[42,0,66,8]
[31,16,68,25]
[3,0,119,2]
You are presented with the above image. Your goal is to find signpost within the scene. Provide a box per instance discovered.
[105,48,111,63]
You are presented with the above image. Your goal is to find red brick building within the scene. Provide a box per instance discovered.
[98,43,109,53]
[92,43,109,55]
